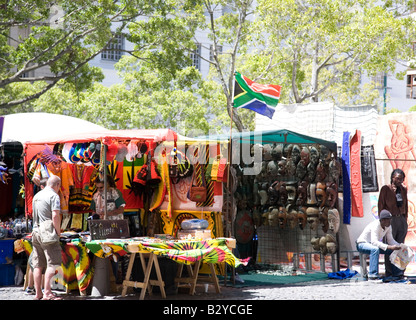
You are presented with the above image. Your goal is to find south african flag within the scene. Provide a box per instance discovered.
[233,71,281,119]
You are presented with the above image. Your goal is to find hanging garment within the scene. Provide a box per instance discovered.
[342,131,352,224]
[197,144,214,208]
[350,130,363,217]
[47,161,74,214]
[69,164,96,210]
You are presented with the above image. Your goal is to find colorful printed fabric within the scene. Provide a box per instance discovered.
[85,239,129,259]
[137,239,245,268]
[86,238,247,268]
[61,240,93,291]
[16,238,92,292]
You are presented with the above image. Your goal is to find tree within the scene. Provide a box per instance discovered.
[171,0,256,132]
[29,63,217,135]
[0,0,192,110]
[247,0,416,105]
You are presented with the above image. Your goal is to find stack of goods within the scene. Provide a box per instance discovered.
[177,219,211,240]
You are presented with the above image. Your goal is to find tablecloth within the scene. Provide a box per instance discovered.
[14,238,93,292]
[86,238,248,268]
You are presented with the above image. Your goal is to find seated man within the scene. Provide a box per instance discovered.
[356,209,401,280]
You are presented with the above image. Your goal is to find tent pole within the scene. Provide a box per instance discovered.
[103,143,108,220]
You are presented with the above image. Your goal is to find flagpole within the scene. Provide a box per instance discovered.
[226,71,236,238]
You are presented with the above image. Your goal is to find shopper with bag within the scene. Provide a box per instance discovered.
[356,210,402,280]
[31,175,63,300]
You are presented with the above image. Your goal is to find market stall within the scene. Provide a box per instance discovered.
[203,129,340,272]
[18,128,243,298]
[0,113,109,287]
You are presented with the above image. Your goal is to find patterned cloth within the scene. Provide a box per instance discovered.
[86,238,248,268]
[15,238,93,292]
[85,239,129,259]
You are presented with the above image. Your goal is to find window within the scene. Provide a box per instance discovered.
[190,44,201,70]
[209,44,222,62]
[372,72,386,89]
[406,74,416,99]
[101,34,124,61]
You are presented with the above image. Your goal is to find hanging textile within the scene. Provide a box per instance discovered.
[342,131,352,224]
[68,164,96,211]
[157,153,171,217]
[350,130,363,217]
[47,161,74,214]
[197,144,214,207]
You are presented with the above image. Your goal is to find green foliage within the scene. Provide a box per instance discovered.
[247,0,416,106]
[3,0,416,133]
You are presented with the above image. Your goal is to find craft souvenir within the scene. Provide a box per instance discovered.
[256,161,267,180]
[319,236,328,255]
[263,144,273,161]
[300,147,310,166]
[77,143,88,163]
[283,144,293,158]
[325,182,338,208]
[69,143,80,163]
[285,181,297,205]
[296,206,308,230]
[91,143,101,165]
[268,207,280,227]
[177,150,192,178]
[262,208,270,226]
[296,181,308,206]
[327,208,340,234]
[319,145,331,166]
[311,237,320,251]
[267,181,280,205]
[315,182,327,209]
[325,233,337,254]
[277,182,288,205]
[328,157,341,183]
[106,142,119,162]
[126,140,139,162]
[319,207,329,233]
[315,161,327,183]
[306,183,317,205]
[115,144,128,163]
[267,160,279,177]
[295,159,307,180]
[61,143,73,163]
[81,143,94,162]
[234,210,255,244]
[188,165,207,203]
[306,207,320,231]
[277,206,287,229]
[271,143,283,161]
[286,205,298,229]
[285,158,297,177]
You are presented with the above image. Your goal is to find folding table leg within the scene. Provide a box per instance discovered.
[140,253,154,300]
[208,263,221,293]
[121,253,136,297]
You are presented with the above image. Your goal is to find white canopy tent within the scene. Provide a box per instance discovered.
[0,113,108,144]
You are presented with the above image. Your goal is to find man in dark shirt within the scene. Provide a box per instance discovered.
[378,168,408,278]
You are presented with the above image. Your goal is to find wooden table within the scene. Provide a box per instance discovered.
[174,260,221,295]
[122,238,237,299]
[121,247,166,300]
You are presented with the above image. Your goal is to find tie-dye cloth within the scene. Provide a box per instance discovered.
[86,238,248,268]
[15,238,93,292]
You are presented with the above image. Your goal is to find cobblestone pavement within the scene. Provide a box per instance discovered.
[1,277,416,301]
